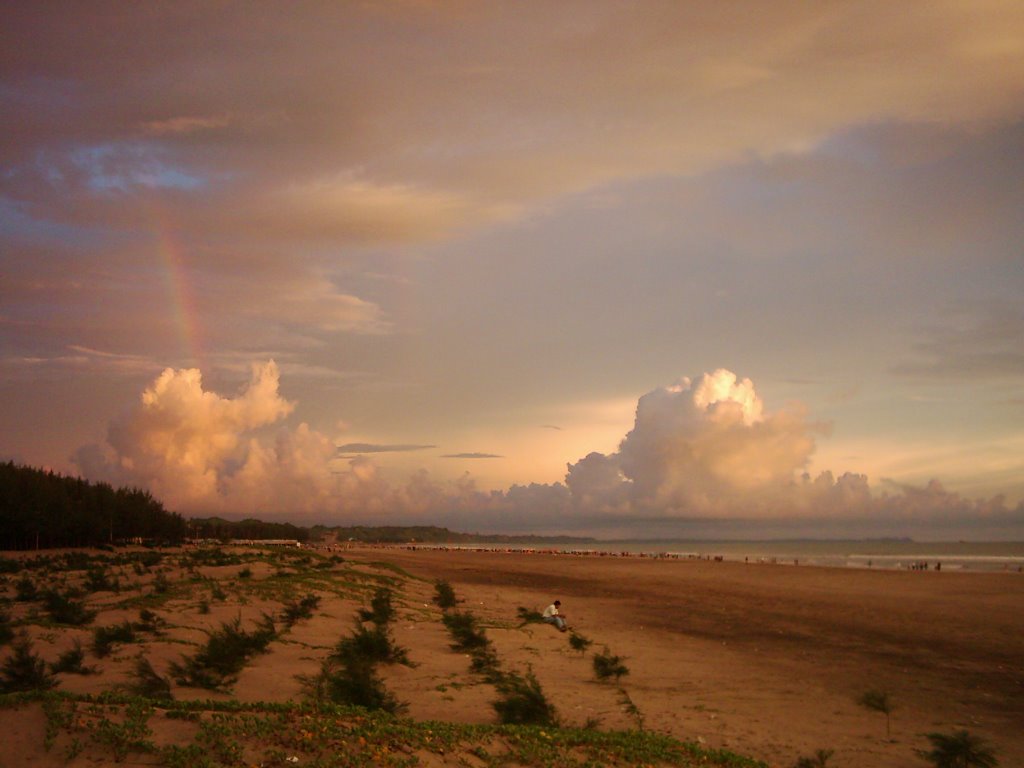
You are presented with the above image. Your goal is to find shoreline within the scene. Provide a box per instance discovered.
[353,544,1024,767]
[316,540,1024,572]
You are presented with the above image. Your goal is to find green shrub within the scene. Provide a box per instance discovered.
[358,587,396,626]
[794,748,834,767]
[333,623,410,667]
[50,639,96,675]
[568,630,593,656]
[134,608,167,635]
[917,730,998,768]
[170,614,277,689]
[593,647,629,682]
[858,689,894,738]
[310,656,405,714]
[515,606,544,626]
[238,566,252,579]
[14,576,38,602]
[85,567,119,593]
[128,655,173,700]
[43,589,96,626]
[92,621,136,658]
[282,593,321,626]
[433,580,457,611]
[442,611,490,651]
[0,609,13,646]
[1,636,57,693]
[492,669,557,726]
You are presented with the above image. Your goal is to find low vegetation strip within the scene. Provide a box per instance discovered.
[1,691,768,767]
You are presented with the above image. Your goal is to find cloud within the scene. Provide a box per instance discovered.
[565,370,824,517]
[76,361,295,505]
[557,368,1024,534]
[336,443,436,454]
[441,453,504,459]
[892,306,1024,379]
[73,361,1023,537]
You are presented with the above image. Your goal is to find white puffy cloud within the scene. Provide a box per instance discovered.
[74,361,1023,536]
[566,369,824,517]
[73,360,493,521]
[560,369,1024,534]
[78,361,295,507]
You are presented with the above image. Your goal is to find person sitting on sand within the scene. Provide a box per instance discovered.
[542,600,567,631]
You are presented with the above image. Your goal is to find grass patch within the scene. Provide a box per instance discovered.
[21,691,769,767]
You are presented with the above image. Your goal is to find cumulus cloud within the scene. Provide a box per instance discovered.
[74,361,1023,536]
[74,361,481,520]
[77,361,295,506]
[565,370,823,517]
[558,369,1024,534]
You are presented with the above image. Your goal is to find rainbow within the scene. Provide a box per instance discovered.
[151,210,205,371]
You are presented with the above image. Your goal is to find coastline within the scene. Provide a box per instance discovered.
[352,544,1024,767]
[322,538,1024,572]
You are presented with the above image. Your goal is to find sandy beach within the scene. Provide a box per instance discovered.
[365,546,1024,767]
[2,544,1021,767]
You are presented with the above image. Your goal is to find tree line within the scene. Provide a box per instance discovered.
[0,462,187,550]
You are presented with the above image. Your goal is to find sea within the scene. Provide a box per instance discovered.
[451,539,1024,572]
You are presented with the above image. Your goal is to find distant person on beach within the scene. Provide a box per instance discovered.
[543,600,567,631]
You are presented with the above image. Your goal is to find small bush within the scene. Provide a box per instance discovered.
[1,636,57,693]
[0,609,13,646]
[238,566,252,579]
[333,623,410,667]
[282,594,321,626]
[309,656,405,714]
[858,689,894,738]
[794,748,834,768]
[917,730,998,768]
[492,669,557,726]
[442,611,490,651]
[134,608,166,635]
[14,576,38,602]
[433,580,457,611]
[50,639,96,675]
[85,567,119,593]
[516,606,544,626]
[43,589,96,626]
[128,655,173,700]
[358,587,396,626]
[92,621,136,658]
[152,572,170,594]
[568,630,593,656]
[170,614,277,689]
[593,647,629,682]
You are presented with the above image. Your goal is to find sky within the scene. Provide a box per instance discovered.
[2,2,1023,539]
